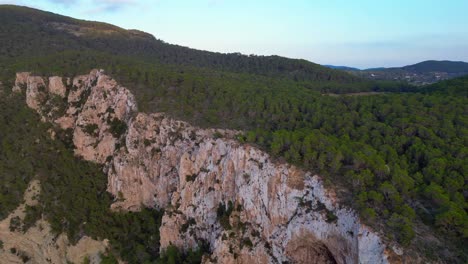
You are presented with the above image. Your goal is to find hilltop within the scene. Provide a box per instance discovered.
[0,5,360,84]
[325,60,468,85]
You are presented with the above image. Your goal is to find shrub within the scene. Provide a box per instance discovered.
[9,216,22,232]
[83,123,99,136]
[242,238,253,249]
[100,252,119,264]
[326,210,338,223]
[22,205,41,231]
[388,213,415,246]
[186,174,198,182]
[108,118,127,138]
[213,131,223,139]
[217,201,234,230]
[180,218,196,233]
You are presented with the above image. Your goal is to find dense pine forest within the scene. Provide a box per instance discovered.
[0,4,466,263]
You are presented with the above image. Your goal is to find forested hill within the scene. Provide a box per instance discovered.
[422,74,468,95]
[346,60,468,85]
[0,5,358,83]
[402,60,468,73]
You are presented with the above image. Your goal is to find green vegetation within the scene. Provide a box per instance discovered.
[244,92,467,249]
[9,216,21,232]
[22,205,41,231]
[0,5,415,96]
[350,61,468,85]
[185,174,198,182]
[0,5,359,84]
[422,74,468,96]
[108,118,127,138]
[99,252,119,264]
[157,244,209,264]
[217,201,235,230]
[83,123,99,136]
[0,93,37,219]
[402,60,468,73]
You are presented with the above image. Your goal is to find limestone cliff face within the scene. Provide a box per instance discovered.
[16,70,393,264]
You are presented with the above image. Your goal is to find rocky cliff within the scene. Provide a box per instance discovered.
[14,70,394,263]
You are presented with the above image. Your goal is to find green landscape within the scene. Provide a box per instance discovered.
[0,4,466,264]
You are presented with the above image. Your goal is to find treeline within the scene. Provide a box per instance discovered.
[246,94,467,245]
[421,74,468,96]
[0,5,384,85]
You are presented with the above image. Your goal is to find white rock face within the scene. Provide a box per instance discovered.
[25,76,47,111]
[17,70,393,264]
[12,72,30,93]
[48,76,67,98]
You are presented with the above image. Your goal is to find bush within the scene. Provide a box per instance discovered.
[100,252,119,264]
[108,118,127,138]
[217,201,234,230]
[157,243,209,264]
[22,205,41,231]
[242,238,253,248]
[388,213,415,246]
[185,174,197,182]
[9,216,22,232]
[325,210,338,223]
[83,123,99,136]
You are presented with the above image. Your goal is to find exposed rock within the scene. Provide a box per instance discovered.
[18,70,393,263]
[48,76,67,98]
[285,231,337,264]
[12,72,30,93]
[25,76,47,111]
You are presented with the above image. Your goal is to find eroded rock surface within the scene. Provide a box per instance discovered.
[16,70,392,264]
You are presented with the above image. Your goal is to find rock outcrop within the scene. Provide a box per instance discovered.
[15,70,393,263]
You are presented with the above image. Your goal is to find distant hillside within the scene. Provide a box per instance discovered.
[402,60,468,73]
[0,5,359,84]
[323,65,361,71]
[346,60,468,85]
[422,74,468,95]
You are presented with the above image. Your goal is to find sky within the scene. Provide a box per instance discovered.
[1,0,468,68]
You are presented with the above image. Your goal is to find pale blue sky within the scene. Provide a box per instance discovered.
[2,0,468,68]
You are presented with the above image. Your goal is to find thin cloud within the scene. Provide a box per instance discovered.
[38,0,135,12]
[49,0,76,5]
[0,0,20,4]
[102,0,134,10]
[87,0,136,13]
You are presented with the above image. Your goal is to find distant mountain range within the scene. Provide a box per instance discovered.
[322,65,361,71]
[324,60,468,85]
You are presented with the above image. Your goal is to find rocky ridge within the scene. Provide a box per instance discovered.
[13,70,395,263]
